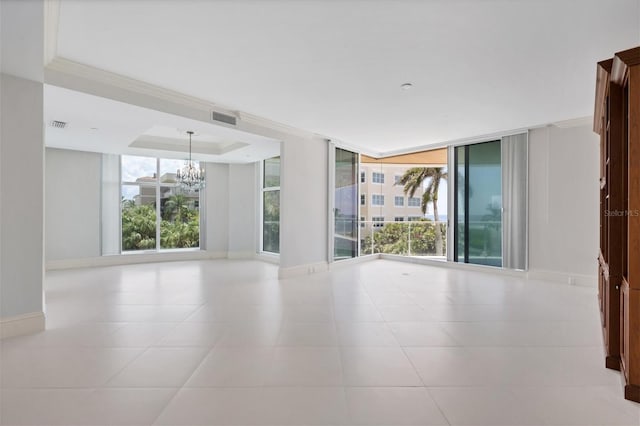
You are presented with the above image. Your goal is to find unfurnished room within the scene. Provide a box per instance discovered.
[1,1,640,425]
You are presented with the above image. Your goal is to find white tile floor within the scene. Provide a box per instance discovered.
[1,259,639,425]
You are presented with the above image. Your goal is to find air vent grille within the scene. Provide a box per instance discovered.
[50,120,67,129]
[211,111,237,126]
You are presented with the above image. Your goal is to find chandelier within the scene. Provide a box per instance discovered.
[177,131,205,191]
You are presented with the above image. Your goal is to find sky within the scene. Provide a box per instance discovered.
[121,155,193,200]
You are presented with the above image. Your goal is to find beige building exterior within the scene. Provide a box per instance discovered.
[359,148,447,239]
[360,163,425,225]
[132,172,200,209]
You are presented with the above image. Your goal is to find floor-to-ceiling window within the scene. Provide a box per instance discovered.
[453,134,528,269]
[334,148,359,260]
[454,141,502,266]
[121,155,201,252]
[262,156,280,254]
[455,146,466,263]
[359,149,448,258]
[328,138,525,268]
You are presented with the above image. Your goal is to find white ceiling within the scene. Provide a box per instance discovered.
[54,0,639,153]
[44,85,280,163]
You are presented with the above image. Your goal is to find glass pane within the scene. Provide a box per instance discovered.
[456,146,466,262]
[121,184,157,251]
[263,190,280,253]
[360,219,372,255]
[160,158,186,184]
[334,148,358,260]
[160,186,200,249]
[410,220,438,256]
[121,155,157,183]
[360,148,448,259]
[467,141,502,267]
[375,222,409,255]
[264,157,280,188]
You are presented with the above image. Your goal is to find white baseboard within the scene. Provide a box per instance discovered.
[46,250,225,270]
[45,250,277,271]
[527,269,597,287]
[255,252,280,264]
[0,312,45,339]
[329,254,379,269]
[278,261,329,279]
[45,251,598,288]
[227,251,258,260]
[380,254,527,277]
[208,251,228,260]
[380,254,596,287]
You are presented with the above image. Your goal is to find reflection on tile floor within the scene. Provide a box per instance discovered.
[1,259,639,425]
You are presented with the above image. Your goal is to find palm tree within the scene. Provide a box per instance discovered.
[163,194,189,222]
[399,167,448,256]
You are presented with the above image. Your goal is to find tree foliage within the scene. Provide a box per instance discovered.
[121,203,157,250]
[121,194,199,251]
[398,167,448,256]
[361,219,446,256]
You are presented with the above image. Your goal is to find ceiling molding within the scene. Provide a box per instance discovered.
[379,128,533,157]
[45,57,226,111]
[44,56,346,148]
[238,113,383,157]
[236,111,321,142]
[551,116,593,129]
[42,56,591,161]
[47,1,637,154]
[130,135,248,156]
[43,55,594,160]
[44,0,60,66]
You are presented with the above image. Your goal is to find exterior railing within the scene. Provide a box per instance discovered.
[334,219,447,258]
[335,218,505,264]
[360,220,447,258]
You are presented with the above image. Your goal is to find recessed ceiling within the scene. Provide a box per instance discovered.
[54,0,639,152]
[44,85,280,163]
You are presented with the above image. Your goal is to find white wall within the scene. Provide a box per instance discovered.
[227,163,257,255]
[204,162,229,254]
[279,135,328,271]
[43,155,257,264]
[0,0,43,82]
[528,124,599,285]
[0,74,44,320]
[45,148,101,260]
[0,0,45,334]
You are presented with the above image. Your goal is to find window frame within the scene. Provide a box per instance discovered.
[261,156,281,255]
[120,155,203,253]
[371,194,385,206]
[408,197,421,207]
[372,172,385,184]
[372,216,385,227]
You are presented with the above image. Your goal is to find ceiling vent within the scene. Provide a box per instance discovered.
[50,120,68,129]
[211,111,237,126]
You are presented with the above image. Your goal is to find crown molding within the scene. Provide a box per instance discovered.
[43,57,589,159]
[236,111,319,141]
[378,128,528,158]
[45,57,228,112]
[551,116,592,129]
[44,56,348,146]
[44,0,60,66]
